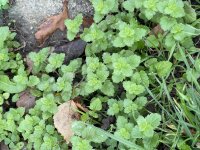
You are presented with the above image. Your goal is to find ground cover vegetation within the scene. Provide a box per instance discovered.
[0,0,200,149]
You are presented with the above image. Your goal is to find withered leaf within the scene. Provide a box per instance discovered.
[16,90,36,111]
[150,25,164,36]
[53,100,80,143]
[0,142,9,150]
[35,0,68,46]
[82,17,94,28]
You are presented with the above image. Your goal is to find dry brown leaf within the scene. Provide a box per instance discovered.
[53,100,80,143]
[74,101,88,112]
[82,17,94,28]
[16,90,36,111]
[73,96,88,112]
[0,142,9,150]
[35,0,68,46]
[150,25,164,36]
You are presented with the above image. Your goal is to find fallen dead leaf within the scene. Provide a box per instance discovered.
[35,0,68,46]
[53,100,80,143]
[16,90,36,111]
[73,97,88,112]
[150,25,164,36]
[82,17,94,28]
[74,101,88,112]
[0,142,9,150]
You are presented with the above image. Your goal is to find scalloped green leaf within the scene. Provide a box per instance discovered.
[0,75,26,93]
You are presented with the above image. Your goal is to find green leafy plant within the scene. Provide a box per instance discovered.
[0,0,9,10]
[90,0,118,22]
[65,14,83,41]
[1,0,200,149]
[0,26,20,49]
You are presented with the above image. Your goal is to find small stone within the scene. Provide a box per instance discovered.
[9,0,64,50]
[68,0,93,19]
[53,39,86,63]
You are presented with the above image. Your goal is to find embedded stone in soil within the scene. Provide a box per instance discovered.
[54,39,87,63]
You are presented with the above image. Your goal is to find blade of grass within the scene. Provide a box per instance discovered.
[145,86,176,121]
[178,44,200,91]
[84,122,144,150]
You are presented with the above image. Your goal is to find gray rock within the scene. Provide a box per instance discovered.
[54,39,86,63]
[9,0,64,50]
[9,0,93,51]
[68,0,93,19]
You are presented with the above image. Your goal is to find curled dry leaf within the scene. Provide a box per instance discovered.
[35,0,68,46]
[73,96,88,112]
[53,100,80,143]
[16,90,36,111]
[74,101,88,112]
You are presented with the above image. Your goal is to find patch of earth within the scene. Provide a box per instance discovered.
[0,11,3,25]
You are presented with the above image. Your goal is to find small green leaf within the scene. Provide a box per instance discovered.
[28,75,40,87]
[160,16,177,31]
[183,2,196,23]
[0,26,10,48]
[137,113,161,138]
[123,81,145,95]
[36,94,57,114]
[3,92,10,99]
[146,113,161,128]
[123,0,135,12]
[107,99,121,116]
[112,37,124,47]
[100,80,115,96]
[89,98,102,111]
[0,75,26,93]
[0,95,4,105]
[163,0,185,18]
[155,61,172,78]
[144,9,155,20]
[12,94,19,102]
[65,14,83,41]
[171,23,187,41]
[146,35,159,48]
[164,34,176,48]
[45,53,65,72]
